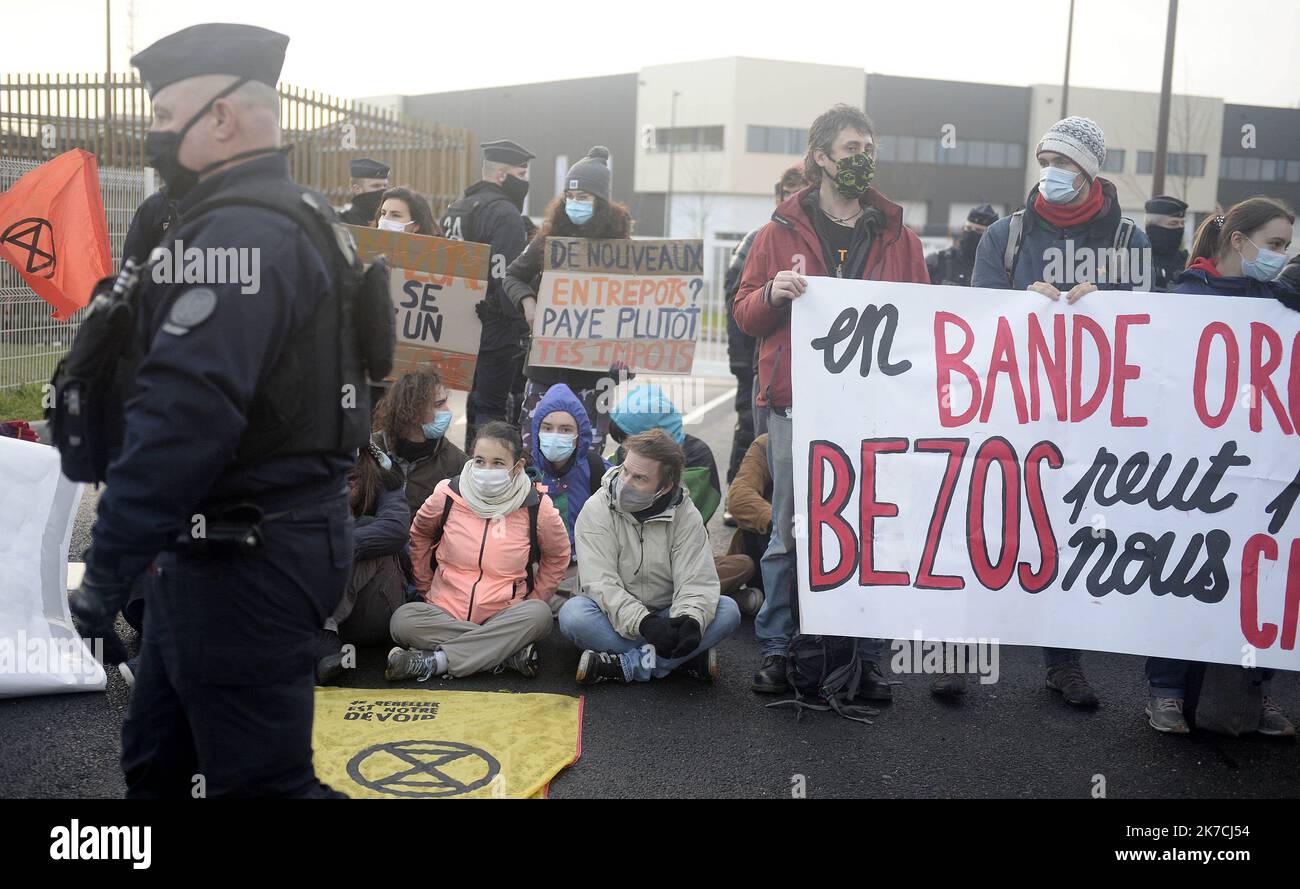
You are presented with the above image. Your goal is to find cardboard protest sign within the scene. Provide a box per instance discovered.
[527,237,704,374]
[791,279,1299,670]
[349,225,488,391]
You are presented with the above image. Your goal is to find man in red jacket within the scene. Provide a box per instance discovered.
[733,103,929,696]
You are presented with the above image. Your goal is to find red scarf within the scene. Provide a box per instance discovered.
[1033,179,1104,228]
[1187,256,1221,277]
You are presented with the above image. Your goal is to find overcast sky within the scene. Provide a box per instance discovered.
[6,0,1300,108]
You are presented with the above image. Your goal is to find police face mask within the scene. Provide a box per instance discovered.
[422,410,453,440]
[960,229,983,259]
[1038,165,1082,203]
[501,174,530,207]
[145,77,278,200]
[539,432,577,465]
[565,199,594,225]
[1146,225,1184,254]
[822,151,875,201]
[1238,236,1287,281]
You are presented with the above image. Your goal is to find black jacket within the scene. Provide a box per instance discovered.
[443,180,529,350]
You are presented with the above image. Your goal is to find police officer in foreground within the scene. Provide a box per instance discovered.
[66,23,375,798]
[1144,194,1189,292]
[338,157,390,225]
[926,202,999,287]
[441,139,533,446]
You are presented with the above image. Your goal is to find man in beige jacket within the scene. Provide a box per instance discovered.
[559,430,740,684]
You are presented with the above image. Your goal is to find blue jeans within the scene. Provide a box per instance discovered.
[557,596,741,681]
[1145,657,1274,700]
[755,411,884,664]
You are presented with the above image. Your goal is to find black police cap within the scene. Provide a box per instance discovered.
[131,23,288,97]
[967,203,999,226]
[1145,195,1188,217]
[481,140,535,166]
[349,158,390,179]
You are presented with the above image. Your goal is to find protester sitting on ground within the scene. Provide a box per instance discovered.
[375,186,440,236]
[724,433,771,609]
[1140,197,1297,737]
[559,429,740,684]
[316,442,415,684]
[385,422,570,681]
[371,370,468,515]
[502,146,633,454]
[608,383,757,610]
[530,383,608,610]
[971,116,1152,708]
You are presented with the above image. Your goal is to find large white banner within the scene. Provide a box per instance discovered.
[792,278,1299,671]
[0,436,104,697]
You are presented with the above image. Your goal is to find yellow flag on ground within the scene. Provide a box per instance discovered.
[313,688,583,799]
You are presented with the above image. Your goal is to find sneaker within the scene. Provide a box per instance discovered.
[1259,696,1296,738]
[733,586,764,618]
[496,642,541,678]
[385,646,440,682]
[722,510,738,528]
[1145,696,1190,734]
[1046,664,1100,708]
[856,661,894,702]
[930,671,968,699]
[315,629,344,685]
[575,650,626,685]
[118,657,139,692]
[675,647,718,683]
[751,654,789,694]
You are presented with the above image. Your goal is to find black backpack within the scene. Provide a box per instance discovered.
[422,476,543,601]
[766,635,879,725]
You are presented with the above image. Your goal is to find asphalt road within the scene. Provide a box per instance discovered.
[2,377,1297,799]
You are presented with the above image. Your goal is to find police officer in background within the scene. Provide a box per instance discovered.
[67,23,370,798]
[338,157,390,225]
[121,186,178,269]
[1145,194,1189,292]
[441,139,533,446]
[926,203,999,287]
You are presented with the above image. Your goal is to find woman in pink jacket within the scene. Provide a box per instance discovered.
[386,422,571,681]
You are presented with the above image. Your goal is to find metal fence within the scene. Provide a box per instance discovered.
[0,157,147,390]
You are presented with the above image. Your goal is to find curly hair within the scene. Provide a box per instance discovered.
[803,104,876,187]
[538,193,632,240]
[372,370,444,446]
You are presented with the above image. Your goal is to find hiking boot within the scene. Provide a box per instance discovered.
[1046,663,1100,708]
[856,661,894,702]
[1145,696,1189,734]
[675,647,718,683]
[497,642,540,678]
[722,510,738,528]
[1259,696,1296,738]
[751,654,789,694]
[385,646,441,682]
[733,586,764,618]
[930,671,968,699]
[315,629,344,685]
[575,650,626,685]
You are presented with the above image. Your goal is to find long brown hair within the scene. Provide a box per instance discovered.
[1189,196,1294,265]
[373,370,444,445]
[538,194,632,241]
[349,445,389,518]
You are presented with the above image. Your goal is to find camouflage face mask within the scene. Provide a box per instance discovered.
[826,151,875,200]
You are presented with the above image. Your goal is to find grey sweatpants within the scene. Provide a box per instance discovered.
[389,599,553,677]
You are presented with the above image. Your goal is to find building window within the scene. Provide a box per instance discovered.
[1220,155,1300,182]
[914,137,937,165]
[1244,156,1261,180]
[650,125,725,153]
[745,125,805,154]
[1137,151,1206,177]
[1100,149,1125,173]
[967,140,988,168]
[1288,161,1300,183]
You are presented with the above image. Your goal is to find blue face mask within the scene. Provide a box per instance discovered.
[1039,165,1082,204]
[565,199,594,225]
[422,410,453,440]
[539,432,577,465]
[1239,236,1287,282]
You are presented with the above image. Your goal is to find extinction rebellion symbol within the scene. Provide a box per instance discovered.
[1,217,56,278]
[346,740,501,797]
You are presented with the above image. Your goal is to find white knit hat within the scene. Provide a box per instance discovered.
[1036,116,1106,181]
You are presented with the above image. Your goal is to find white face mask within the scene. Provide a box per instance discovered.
[471,465,513,499]
[377,217,413,233]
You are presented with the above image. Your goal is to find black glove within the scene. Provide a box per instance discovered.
[68,564,133,665]
[474,300,492,322]
[667,616,701,658]
[638,614,678,654]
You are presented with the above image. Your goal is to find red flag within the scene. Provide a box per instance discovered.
[0,149,112,321]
